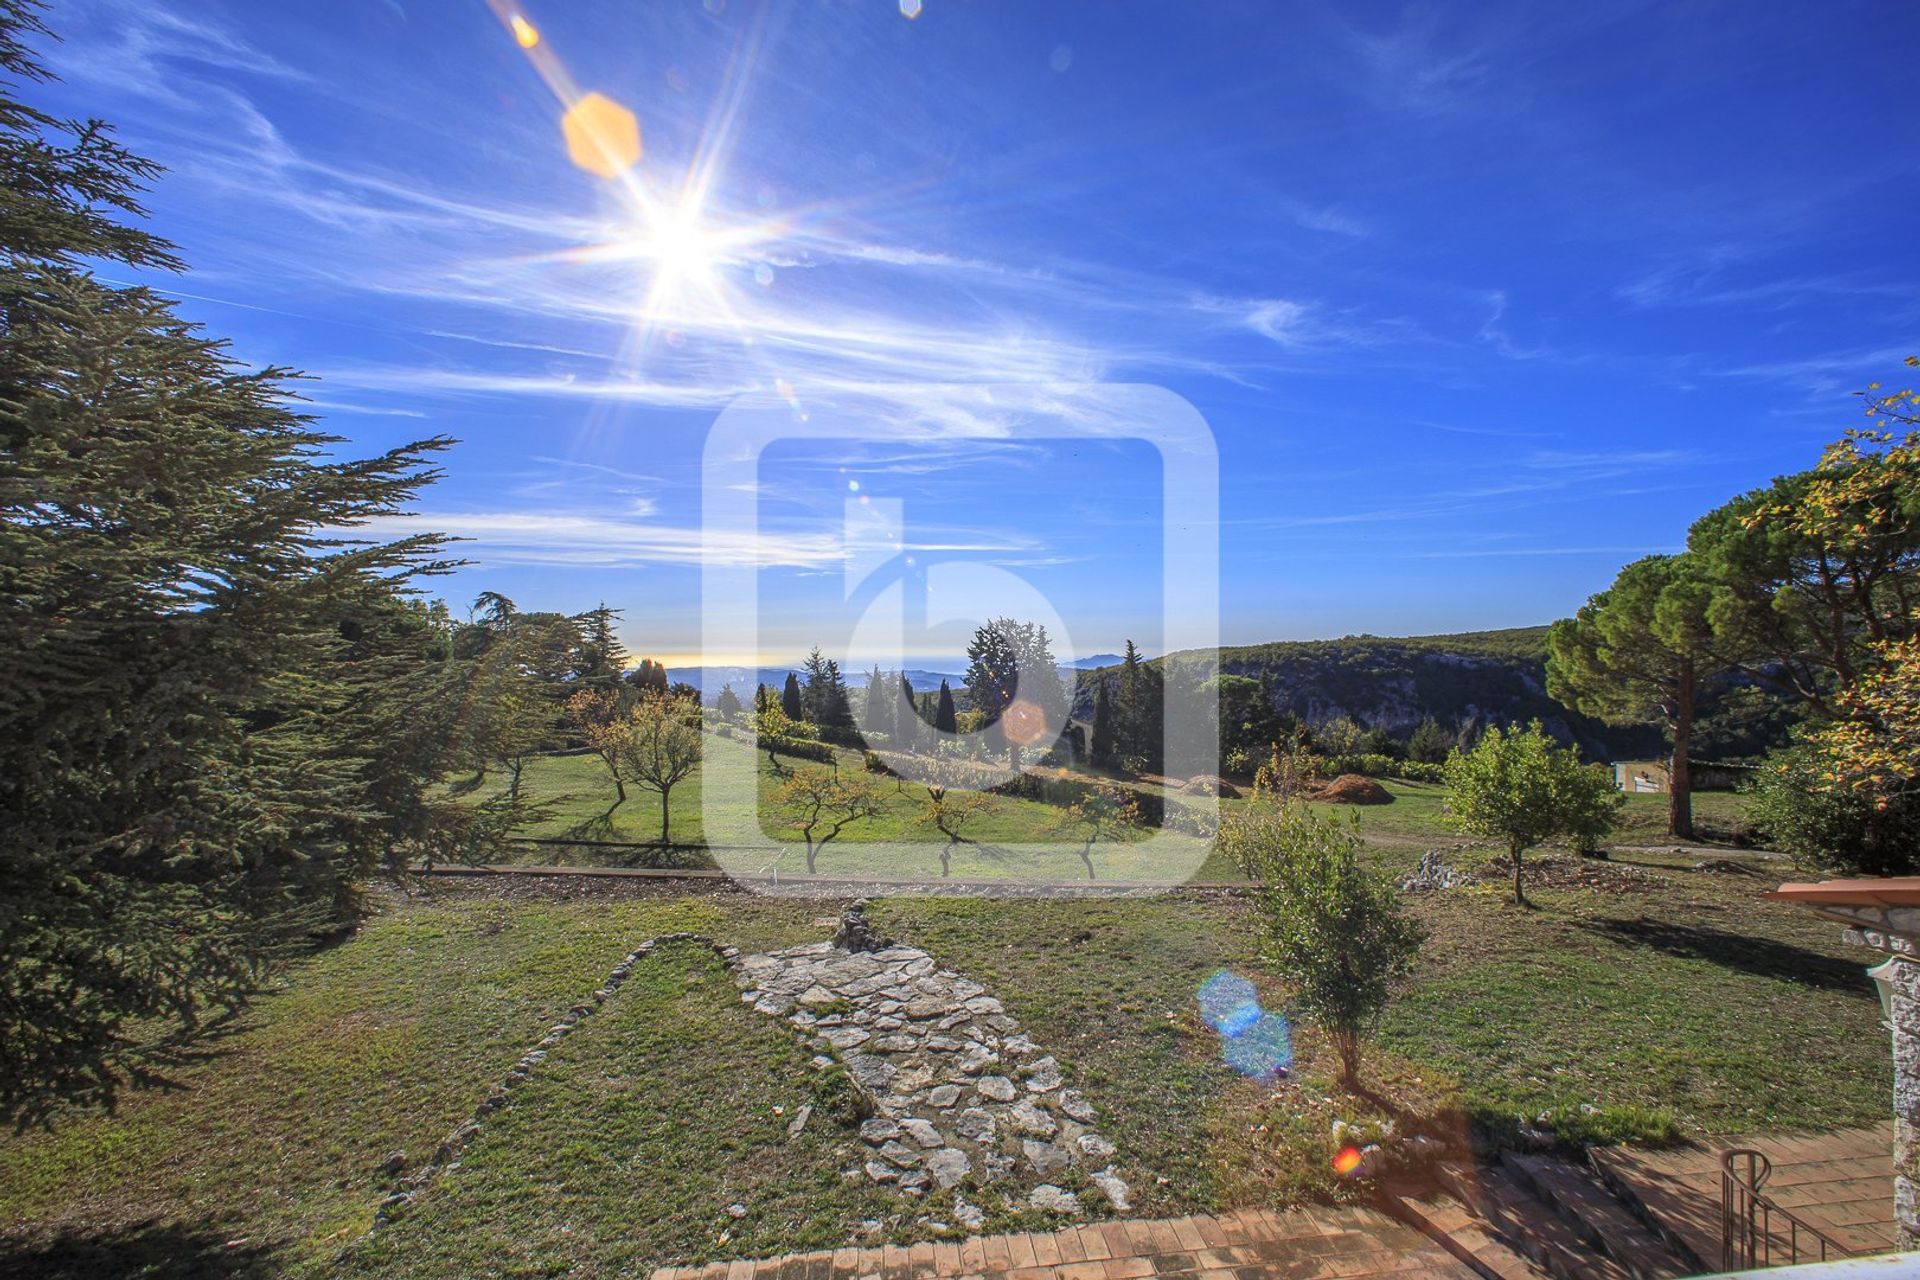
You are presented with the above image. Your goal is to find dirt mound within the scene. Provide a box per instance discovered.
[1180,774,1241,798]
[1315,774,1394,805]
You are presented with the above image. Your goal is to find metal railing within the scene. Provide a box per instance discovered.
[1722,1148,1856,1271]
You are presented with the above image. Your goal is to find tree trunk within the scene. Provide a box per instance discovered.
[1332,1029,1361,1088]
[659,786,671,844]
[1080,842,1096,881]
[1512,841,1527,906]
[1669,660,1696,841]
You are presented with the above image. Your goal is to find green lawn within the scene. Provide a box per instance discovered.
[484,738,1231,883]
[1,860,1884,1278]
[1296,778,1758,861]
[483,743,1759,888]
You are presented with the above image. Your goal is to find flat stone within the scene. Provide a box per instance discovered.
[870,1034,919,1053]
[1091,1169,1132,1211]
[953,1196,986,1231]
[925,1035,966,1053]
[976,1075,1018,1102]
[878,1140,920,1168]
[956,1049,998,1075]
[824,1027,872,1051]
[1029,1184,1080,1214]
[798,985,840,1007]
[899,1118,943,1149]
[1024,1056,1063,1092]
[928,1084,962,1108]
[1001,1035,1039,1057]
[891,1065,936,1092]
[965,995,1004,1015]
[1077,1133,1116,1161]
[844,1054,897,1092]
[1009,1100,1058,1138]
[897,1168,932,1193]
[924,1147,971,1189]
[859,1118,900,1144]
[1023,1139,1072,1177]
[1059,1089,1097,1122]
[903,996,951,1019]
[872,1016,904,1031]
[955,1108,997,1142]
[864,1159,898,1184]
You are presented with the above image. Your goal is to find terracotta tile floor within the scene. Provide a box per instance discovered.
[648,1207,1490,1280]
[1592,1122,1897,1268]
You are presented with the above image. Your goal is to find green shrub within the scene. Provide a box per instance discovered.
[1749,735,1920,876]
[761,736,836,765]
[1321,753,1444,784]
[1444,721,1624,903]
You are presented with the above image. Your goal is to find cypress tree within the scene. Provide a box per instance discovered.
[781,671,803,721]
[897,673,919,751]
[935,680,958,735]
[1090,679,1116,765]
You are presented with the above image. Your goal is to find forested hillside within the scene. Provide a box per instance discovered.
[1073,627,1795,763]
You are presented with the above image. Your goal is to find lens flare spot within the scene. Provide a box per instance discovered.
[562,93,642,179]
[900,0,924,18]
[1221,1012,1292,1079]
[509,14,540,49]
[1332,1146,1364,1177]
[1198,971,1293,1079]
[1001,698,1050,747]
[1198,971,1258,1033]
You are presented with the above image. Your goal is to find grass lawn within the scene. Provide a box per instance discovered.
[486,739,1230,883]
[484,743,1759,890]
[1296,779,1759,862]
[2,854,1881,1278]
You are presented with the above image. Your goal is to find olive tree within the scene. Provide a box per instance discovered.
[1218,800,1424,1087]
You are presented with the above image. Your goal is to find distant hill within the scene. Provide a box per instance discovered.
[1075,625,1660,759]
[668,664,963,699]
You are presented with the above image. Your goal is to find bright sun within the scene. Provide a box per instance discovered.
[639,207,723,299]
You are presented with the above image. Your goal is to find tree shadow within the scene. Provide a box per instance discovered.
[1577,917,1870,993]
[1,1221,279,1280]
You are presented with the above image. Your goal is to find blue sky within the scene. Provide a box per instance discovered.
[33,0,1920,665]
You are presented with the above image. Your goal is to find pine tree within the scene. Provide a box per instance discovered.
[574,603,629,691]
[0,2,483,1119]
[715,684,744,719]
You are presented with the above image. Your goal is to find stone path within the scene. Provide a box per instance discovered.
[734,905,1128,1227]
[1592,1122,1897,1267]
[647,1204,1507,1280]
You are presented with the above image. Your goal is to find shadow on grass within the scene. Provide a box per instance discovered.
[1577,917,1869,993]
[1,1222,278,1280]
